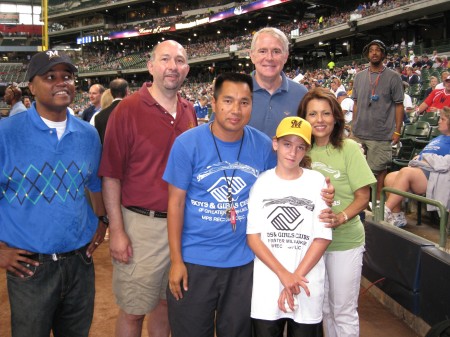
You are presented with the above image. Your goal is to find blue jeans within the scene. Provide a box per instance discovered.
[7,247,95,337]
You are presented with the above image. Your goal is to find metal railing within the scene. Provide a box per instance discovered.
[376,187,449,248]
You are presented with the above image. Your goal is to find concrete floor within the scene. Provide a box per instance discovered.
[1,208,446,337]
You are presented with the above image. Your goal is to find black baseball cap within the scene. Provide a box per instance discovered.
[363,40,387,57]
[26,50,77,82]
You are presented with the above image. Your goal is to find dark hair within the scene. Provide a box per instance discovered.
[109,78,128,98]
[301,156,312,169]
[213,73,253,100]
[297,87,345,149]
[7,84,22,100]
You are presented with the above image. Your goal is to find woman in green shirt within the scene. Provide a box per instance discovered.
[297,88,376,337]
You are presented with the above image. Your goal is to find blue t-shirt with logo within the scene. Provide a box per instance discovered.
[163,123,276,268]
[419,135,450,159]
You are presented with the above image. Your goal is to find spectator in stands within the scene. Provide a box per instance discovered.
[411,56,422,69]
[0,50,107,337]
[431,50,439,62]
[424,76,438,98]
[432,56,443,68]
[336,90,354,126]
[22,95,32,108]
[327,60,335,70]
[248,27,308,138]
[434,71,449,90]
[384,107,450,227]
[330,77,346,97]
[81,83,105,122]
[99,40,196,337]
[298,87,376,337]
[94,78,129,144]
[442,55,449,69]
[101,89,114,109]
[193,94,209,120]
[90,89,113,127]
[415,69,422,84]
[416,75,450,115]
[352,39,404,199]
[4,84,27,117]
[402,65,419,85]
[408,50,415,64]
[421,54,433,69]
[399,37,406,56]
[402,82,414,123]
[346,79,354,96]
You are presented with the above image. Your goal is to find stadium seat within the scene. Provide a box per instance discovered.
[418,112,440,126]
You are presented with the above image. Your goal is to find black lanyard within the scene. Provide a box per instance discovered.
[210,122,245,231]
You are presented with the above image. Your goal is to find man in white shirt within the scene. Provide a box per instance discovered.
[435,71,449,90]
[336,91,354,124]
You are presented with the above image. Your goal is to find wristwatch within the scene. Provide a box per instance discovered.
[98,215,109,227]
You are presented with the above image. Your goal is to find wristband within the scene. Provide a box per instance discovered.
[394,131,401,136]
[98,215,109,227]
[340,211,349,223]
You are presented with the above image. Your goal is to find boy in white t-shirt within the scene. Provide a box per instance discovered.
[247,116,332,337]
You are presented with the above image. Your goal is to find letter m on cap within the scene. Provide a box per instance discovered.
[291,120,302,128]
[46,50,60,59]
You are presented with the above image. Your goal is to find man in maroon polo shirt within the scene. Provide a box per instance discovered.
[99,40,197,337]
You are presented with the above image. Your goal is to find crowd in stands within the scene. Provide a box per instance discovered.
[45,0,424,55]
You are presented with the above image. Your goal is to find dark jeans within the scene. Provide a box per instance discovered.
[7,247,95,337]
[252,318,323,337]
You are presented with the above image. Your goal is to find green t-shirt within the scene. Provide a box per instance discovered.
[309,139,376,251]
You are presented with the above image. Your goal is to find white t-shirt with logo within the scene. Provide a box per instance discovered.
[247,168,332,324]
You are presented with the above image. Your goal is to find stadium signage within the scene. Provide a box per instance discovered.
[175,17,209,30]
[138,26,172,35]
[0,13,19,24]
[106,0,291,42]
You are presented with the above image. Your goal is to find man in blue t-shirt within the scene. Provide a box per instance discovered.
[0,50,107,337]
[164,73,276,337]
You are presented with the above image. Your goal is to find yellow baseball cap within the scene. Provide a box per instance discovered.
[275,117,312,145]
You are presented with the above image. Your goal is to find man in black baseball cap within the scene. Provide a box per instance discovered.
[26,49,77,82]
[0,49,106,337]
